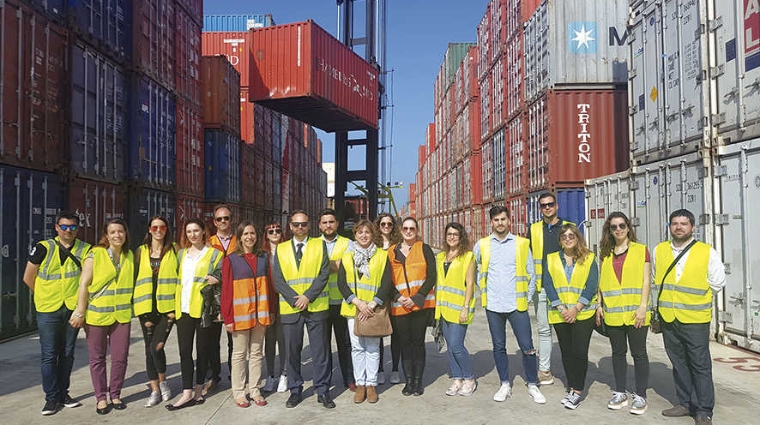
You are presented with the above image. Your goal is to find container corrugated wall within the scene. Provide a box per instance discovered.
[176,99,204,197]
[203,14,275,31]
[204,130,241,203]
[67,177,127,246]
[583,170,634,253]
[132,0,175,90]
[66,0,131,63]
[201,56,241,134]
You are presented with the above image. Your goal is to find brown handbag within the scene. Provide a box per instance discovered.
[351,261,393,337]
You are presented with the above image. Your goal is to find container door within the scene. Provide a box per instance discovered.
[663,153,713,244]
[632,164,669,255]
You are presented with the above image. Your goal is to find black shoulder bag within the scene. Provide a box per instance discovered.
[650,240,697,334]
[55,241,82,270]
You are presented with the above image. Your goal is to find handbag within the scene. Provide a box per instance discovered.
[650,240,697,334]
[351,262,393,337]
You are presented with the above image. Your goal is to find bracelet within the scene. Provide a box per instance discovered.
[72,311,84,318]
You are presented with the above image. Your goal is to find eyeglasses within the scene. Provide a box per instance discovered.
[267,228,282,235]
[446,233,460,238]
[610,223,628,231]
[540,202,556,209]
[380,222,393,227]
[402,226,416,231]
[291,222,308,228]
[215,216,230,222]
[150,225,167,232]
[560,233,577,240]
[58,224,78,232]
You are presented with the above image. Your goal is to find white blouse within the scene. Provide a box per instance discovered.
[180,246,208,314]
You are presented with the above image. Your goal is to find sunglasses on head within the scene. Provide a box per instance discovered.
[610,223,627,231]
[150,225,167,232]
[291,222,308,228]
[215,216,230,222]
[267,228,282,235]
[58,224,78,232]
[540,202,556,209]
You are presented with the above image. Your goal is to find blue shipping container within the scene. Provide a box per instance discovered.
[66,0,131,62]
[0,165,66,339]
[527,188,586,235]
[204,130,241,203]
[70,42,128,182]
[28,0,65,21]
[128,186,176,250]
[128,74,177,188]
[202,14,274,31]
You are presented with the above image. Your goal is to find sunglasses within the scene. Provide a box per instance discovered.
[560,233,577,240]
[380,222,393,227]
[58,224,78,232]
[540,202,556,209]
[215,216,231,222]
[610,223,628,231]
[291,222,308,228]
[150,225,167,232]
[267,228,282,235]
[402,226,416,231]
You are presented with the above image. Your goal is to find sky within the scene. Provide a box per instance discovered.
[203,0,491,207]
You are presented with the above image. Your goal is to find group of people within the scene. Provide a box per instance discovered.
[23,194,725,425]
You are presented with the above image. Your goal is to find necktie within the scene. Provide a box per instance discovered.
[296,243,304,266]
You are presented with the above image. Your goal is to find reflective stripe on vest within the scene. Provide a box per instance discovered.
[655,241,712,324]
[477,236,531,311]
[327,236,351,304]
[545,251,597,325]
[435,251,475,324]
[340,249,388,317]
[387,242,435,316]
[599,242,650,326]
[133,245,179,315]
[34,238,91,312]
[175,247,223,319]
[86,247,134,326]
[276,238,328,315]
[228,254,272,330]
[530,220,573,293]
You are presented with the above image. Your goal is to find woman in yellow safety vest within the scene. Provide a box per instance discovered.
[261,221,288,393]
[133,216,179,407]
[387,217,436,396]
[543,223,598,410]
[69,218,134,415]
[221,221,272,408]
[596,212,651,415]
[435,222,477,397]
[337,219,393,404]
[373,213,402,385]
[166,218,223,411]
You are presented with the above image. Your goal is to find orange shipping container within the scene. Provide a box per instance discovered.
[249,20,379,132]
[201,31,253,88]
[201,56,241,135]
[470,150,483,206]
[132,0,175,91]
[240,88,254,144]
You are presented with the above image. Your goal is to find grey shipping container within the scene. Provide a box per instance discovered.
[523,0,629,102]
[584,170,635,253]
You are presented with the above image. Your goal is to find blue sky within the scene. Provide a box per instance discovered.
[204,1,490,206]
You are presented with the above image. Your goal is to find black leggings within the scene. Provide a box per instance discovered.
[391,309,432,379]
[379,329,401,372]
[175,316,216,390]
[139,313,173,381]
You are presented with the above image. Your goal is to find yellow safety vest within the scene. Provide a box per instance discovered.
[600,242,650,326]
[34,238,91,312]
[175,247,223,319]
[655,241,712,324]
[546,251,597,325]
[86,247,135,326]
[276,238,328,315]
[530,219,574,292]
[327,236,352,305]
[477,236,531,311]
[435,251,476,324]
[133,245,179,315]
[339,249,389,317]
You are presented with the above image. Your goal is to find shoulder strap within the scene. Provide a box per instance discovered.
[56,240,82,270]
[656,239,698,306]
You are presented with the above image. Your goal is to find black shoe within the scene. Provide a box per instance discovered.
[41,400,58,416]
[285,393,302,408]
[60,394,81,408]
[317,393,336,409]
[402,379,414,396]
[165,399,197,411]
[111,401,127,410]
[413,378,424,396]
[96,403,112,415]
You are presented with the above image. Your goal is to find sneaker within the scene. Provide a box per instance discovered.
[629,393,647,415]
[560,391,572,406]
[563,391,582,410]
[60,394,81,408]
[493,382,512,402]
[159,381,172,402]
[277,375,288,393]
[41,400,58,416]
[262,376,277,393]
[377,372,386,385]
[538,370,554,385]
[446,379,463,396]
[145,391,162,407]
[389,371,402,384]
[458,379,477,396]
[527,384,547,404]
[608,391,628,410]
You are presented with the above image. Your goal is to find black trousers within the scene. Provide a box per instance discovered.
[663,320,714,416]
[201,322,223,381]
[391,309,432,379]
[282,313,331,395]
[378,329,401,372]
[553,316,594,391]
[265,319,286,377]
[328,305,354,384]
[607,324,649,397]
[176,316,215,390]
[139,313,173,381]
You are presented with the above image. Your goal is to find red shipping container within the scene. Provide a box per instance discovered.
[1,0,68,172]
[418,145,426,171]
[507,112,527,197]
[67,178,127,246]
[201,31,252,89]
[526,89,629,192]
[470,150,484,205]
[505,32,524,120]
[176,193,204,240]
[426,123,436,155]
[176,99,204,196]
[240,88,254,144]
[477,4,491,81]
[241,142,256,205]
[508,194,528,236]
[249,20,379,132]
[201,56,241,135]
[175,0,202,26]
[489,0,506,66]
[175,6,201,105]
[466,46,479,102]
[133,0,176,91]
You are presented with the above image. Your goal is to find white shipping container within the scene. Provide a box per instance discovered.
[524,0,630,101]
[584,170,635,254]
[492,128,507,200]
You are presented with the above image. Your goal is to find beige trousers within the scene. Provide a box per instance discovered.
[230,325,267,400]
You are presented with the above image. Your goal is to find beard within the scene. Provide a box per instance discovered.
[671,233,693,244]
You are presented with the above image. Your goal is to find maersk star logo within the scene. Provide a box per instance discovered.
[567,22,598,54]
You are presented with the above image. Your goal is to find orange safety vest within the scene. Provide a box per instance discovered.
[227,254,272,330]
[210,234,237,256]
[387,242,435,316]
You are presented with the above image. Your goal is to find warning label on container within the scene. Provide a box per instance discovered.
[746,0,760,71]
[650,87,658,102]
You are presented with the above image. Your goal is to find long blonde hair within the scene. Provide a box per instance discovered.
[560,223,592,265]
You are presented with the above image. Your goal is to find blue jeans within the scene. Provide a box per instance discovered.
[485,309,538,384]
[37,306,80,402]
[442,319,473,379]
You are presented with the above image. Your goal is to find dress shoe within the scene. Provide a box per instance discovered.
[111,401,127,410]
[285,393,302,408]
[354,385,366,403]
[165,399,196,411]
[366,385,379,403]
[96,403,112,415]
[662,405,691,417]
[317,393,336,409]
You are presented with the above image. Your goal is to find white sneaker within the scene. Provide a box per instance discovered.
[377,372,386,385]
[159,381,172,401]
[277,375,288,393]
[446,379,463,396]
[493,382,512,402]
[608,391,628,410]
[389,371,402,384]
[145,391,162,407]
[527,384,547,404]
[563,391,582,410]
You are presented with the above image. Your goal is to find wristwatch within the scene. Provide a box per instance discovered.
[72,311,84,319]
